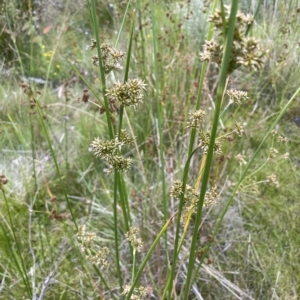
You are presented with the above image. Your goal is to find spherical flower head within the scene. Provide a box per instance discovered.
[198,130,222,155]
[170,180,184,198]
[171,182,201,224]
[109,156,132,174]
[237,37,268,71]
[201,7,267,73]
[91,130,135,174]
[118,129,136,145]
[76,225,96,252]
[87,247,110,267]
[199,39,222,64]
[89,41,125,74]
[187,109,206,128]
[125,227,143,252]
[91,137,122,160]
[122,285,151,299]
[226,89,249,105]
[106,79,147,109]
[204,185,219,208]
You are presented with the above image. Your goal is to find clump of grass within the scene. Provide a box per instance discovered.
[1,1,300,299]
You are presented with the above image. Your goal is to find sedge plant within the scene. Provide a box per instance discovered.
[2,0,300,299]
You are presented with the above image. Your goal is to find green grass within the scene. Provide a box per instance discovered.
[1,0,300,299]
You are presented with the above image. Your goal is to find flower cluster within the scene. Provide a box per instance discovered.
[171,181,220,224]
[172,182,199,224]
[199,130,222,155]
[200,39,222,65]
[204,185,219,208]
[200,6,267,73]
[235,153,247,165]
[106,79,147,109]
[87,247,109,267]
[269,147,279,159]
[76,224,96,252]
[266,174,279,188]
[226,89,249,105]
[125,227,143,252]
[282,152,289,159]
[88,38,146,175]
[278,135,288,143]
[186,110,222,155]
[76,225,109,267]
[170,180,185,198]
[89,40,125,74]
[122,284,152,300]
[186,109,206,128]
[235,122,244,137]
[19,82,37,109]
[91,130,135,174]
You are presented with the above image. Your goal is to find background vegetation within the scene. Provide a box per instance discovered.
[1,0,300,299]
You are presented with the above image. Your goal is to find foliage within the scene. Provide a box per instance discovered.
[1,0,300,299]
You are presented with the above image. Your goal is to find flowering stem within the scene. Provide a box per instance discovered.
[183,2,239,298]
[89,0,114,139]
[167,1,219,298]
[118,10,135,135]
[166,147,199,298]
[193,82,300,284]
[125,213,177,300]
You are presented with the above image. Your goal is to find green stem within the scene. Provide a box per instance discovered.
[89,0,114,139]
[166,1,219,298]
[150,0,168,263]
[164,147,200,299]
[183,2,239,298]
[113,172,123,290]
[125,213,176,300]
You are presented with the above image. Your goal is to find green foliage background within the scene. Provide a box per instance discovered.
[1,0,300,299]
